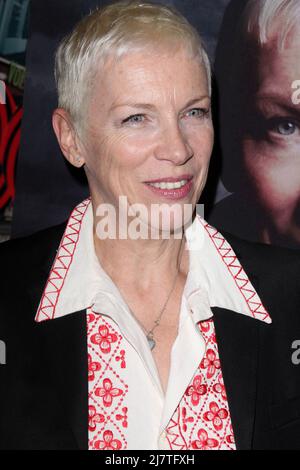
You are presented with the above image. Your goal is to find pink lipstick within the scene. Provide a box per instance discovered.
[143,175,193,200]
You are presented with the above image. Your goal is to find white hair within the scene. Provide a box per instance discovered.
[242,0,300,49]
[54,0,211,135]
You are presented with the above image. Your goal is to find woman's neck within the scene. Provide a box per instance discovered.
[93,227,189,292]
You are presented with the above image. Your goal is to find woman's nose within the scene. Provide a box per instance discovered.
[155,121,193,164]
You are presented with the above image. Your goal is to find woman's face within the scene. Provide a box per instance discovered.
[242,26,300,246]
[81,45,213,234]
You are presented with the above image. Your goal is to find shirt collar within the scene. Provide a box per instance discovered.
[35,198,271,325]
[183,217,271,324]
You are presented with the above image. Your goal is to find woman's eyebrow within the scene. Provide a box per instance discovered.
[110,102,156,111]
[109,95,210,112]
[183,96,211,109]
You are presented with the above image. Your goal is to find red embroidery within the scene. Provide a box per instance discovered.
[87,312,96,323]
[226,433,235,445]
[213,377,227,401]
[166,319,236,450]
[91,324,118,354]
[87,311,128,450]
[200,348,221,379]
[166,408,188,449]
[203,402,229,431]
[185,375,207,406]
[35,198,91,322]
[181,407,194,432]
[95,378,124,407]
[94,430,122,450]
[200,321,210,333]
[200,216,271,323]
[88,354,101,382]
[116,349,126,368]
[116,407,128,428]
[192,429,219,450]
[88,405,105,432]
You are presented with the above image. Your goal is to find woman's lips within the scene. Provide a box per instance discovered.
[144,177,193,200]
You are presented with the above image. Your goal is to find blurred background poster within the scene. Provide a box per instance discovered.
[209,0,300,249]
[0,0,28,242]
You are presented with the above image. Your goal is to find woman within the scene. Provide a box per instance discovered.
[1,0,300,451]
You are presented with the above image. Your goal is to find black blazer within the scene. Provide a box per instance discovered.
[0,222,300,450]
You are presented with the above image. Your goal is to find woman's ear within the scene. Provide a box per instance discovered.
[52,108,85,168]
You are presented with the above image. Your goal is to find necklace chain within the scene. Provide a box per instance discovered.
[129,241,184,350]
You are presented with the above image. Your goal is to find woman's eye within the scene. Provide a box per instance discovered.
[268,118,299,136]
[122,114,145,125]
[185,108,209,119]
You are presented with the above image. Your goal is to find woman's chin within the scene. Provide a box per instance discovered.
[137,209,193,240]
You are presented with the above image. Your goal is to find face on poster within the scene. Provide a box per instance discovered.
[242,21,300,247]
[215,0,300,249]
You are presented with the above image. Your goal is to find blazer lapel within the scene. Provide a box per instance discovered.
[25,222,89,449]
[212,306,260,450]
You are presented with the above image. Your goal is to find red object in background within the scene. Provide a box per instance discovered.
[0,85,23,209]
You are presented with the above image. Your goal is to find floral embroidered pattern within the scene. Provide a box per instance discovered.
[192,429,219,450]
[94,430,122,450]
[165,319,236,450]
[203,402,229,431]
[91,324,118,354]
[87,310,128,450]
[95,378,124,407]
[200,348,221,379]
[88,405,105,432]
[185,375,207,406]
[88,313,235,450]
[213,377,227,400]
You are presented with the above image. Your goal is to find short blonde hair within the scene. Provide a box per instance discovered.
[54,0,211,133]
[242,0,300,50]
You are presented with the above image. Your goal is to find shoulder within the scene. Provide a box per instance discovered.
[222,230,300,272]
[0,222,67,334]
[208,195,260,240]
[0,222,67,285]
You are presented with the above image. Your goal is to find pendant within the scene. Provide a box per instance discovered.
[147,333,156,350]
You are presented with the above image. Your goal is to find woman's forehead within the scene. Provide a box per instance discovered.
[95,49,208,104]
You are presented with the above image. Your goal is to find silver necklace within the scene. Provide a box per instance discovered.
[130,245,183,351]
